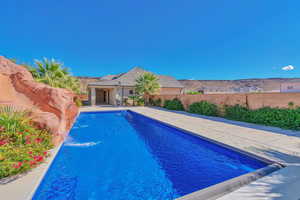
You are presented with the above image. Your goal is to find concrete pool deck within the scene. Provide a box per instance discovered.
[0,144,62,200]
[1,106,300,200]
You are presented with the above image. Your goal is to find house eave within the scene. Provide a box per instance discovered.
[88,84,184,88]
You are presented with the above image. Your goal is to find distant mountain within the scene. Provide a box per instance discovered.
[179,78,300,93]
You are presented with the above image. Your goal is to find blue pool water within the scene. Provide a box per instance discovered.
[33,110,268,200]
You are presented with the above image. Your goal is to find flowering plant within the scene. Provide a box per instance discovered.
[0,106,53,179]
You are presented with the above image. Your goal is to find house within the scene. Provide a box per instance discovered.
[280,80,300,93]
[87,67,184,105]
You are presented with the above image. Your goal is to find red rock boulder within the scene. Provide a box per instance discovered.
[0,56,78,145]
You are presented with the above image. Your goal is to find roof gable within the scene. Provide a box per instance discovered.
[89,67,183,88]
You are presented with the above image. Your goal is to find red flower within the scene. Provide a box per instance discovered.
[29,160,37,166]
[34,155,43,162]
[43,152,47,156]
[35,138,43,143]
[28,151,33,155]
[25,140,31,144]
[25,136,31,140]
[0,140,7,146]
[18,132,23,135]
[12,162,23,169]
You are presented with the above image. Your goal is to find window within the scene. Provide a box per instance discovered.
[287,86,294,90]
[129,90,134,95]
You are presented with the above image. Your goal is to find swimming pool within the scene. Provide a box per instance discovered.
[33,110,279,200]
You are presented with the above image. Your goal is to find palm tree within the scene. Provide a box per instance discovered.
[28,58,80,94]
[135,72,161,105]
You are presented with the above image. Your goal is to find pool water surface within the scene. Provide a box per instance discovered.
[33,110,269,200]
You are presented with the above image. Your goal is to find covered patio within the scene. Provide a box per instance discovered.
[89,86,116,106]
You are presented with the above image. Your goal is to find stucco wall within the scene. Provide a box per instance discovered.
[151,93,300,110]
[159,88,182,95]
[116,87,135,99]
[246,93,300,109]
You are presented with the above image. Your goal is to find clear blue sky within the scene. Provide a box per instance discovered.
[1,0,300,80]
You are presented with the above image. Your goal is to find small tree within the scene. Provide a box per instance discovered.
[135,72,161,105]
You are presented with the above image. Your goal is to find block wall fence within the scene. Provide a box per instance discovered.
[150,93,300,110]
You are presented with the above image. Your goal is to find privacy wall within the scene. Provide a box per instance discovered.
[151,93,300,110]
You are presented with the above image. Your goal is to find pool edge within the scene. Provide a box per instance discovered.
[176,163,282,200]
[26,143,63,200]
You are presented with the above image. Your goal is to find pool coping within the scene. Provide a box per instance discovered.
[26,143,63,200]
[176,163,281,200]
[80,109,284,200]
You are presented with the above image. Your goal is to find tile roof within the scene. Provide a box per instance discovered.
[88,67,183,88]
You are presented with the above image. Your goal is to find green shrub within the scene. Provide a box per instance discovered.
[288,101,295,109]
[188,101,218,116]
[149,98,162,107]
[137,98,145,106]
[154,98,162,107]
[224,104,250,121]
[224,105,300,130]
[186,90,202,95]
[163,98,185,111]
[0,106,53,179]
[74,97,82,107]
[128,95,144,106]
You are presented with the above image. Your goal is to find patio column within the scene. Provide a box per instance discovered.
[91,87,96,106]
[106,89,109,104]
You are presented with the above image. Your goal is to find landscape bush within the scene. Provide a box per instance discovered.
[149,98,162,107]
[128,95,145,106]
[186,90,202,95]
[74,97,82,107]
[223,104,250,121]
[188,101,218,116]
[0,106,53,179]
[179,100,300,130]
[163,98,185,111]
[137,98,145,106]
[225,105,300,130]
